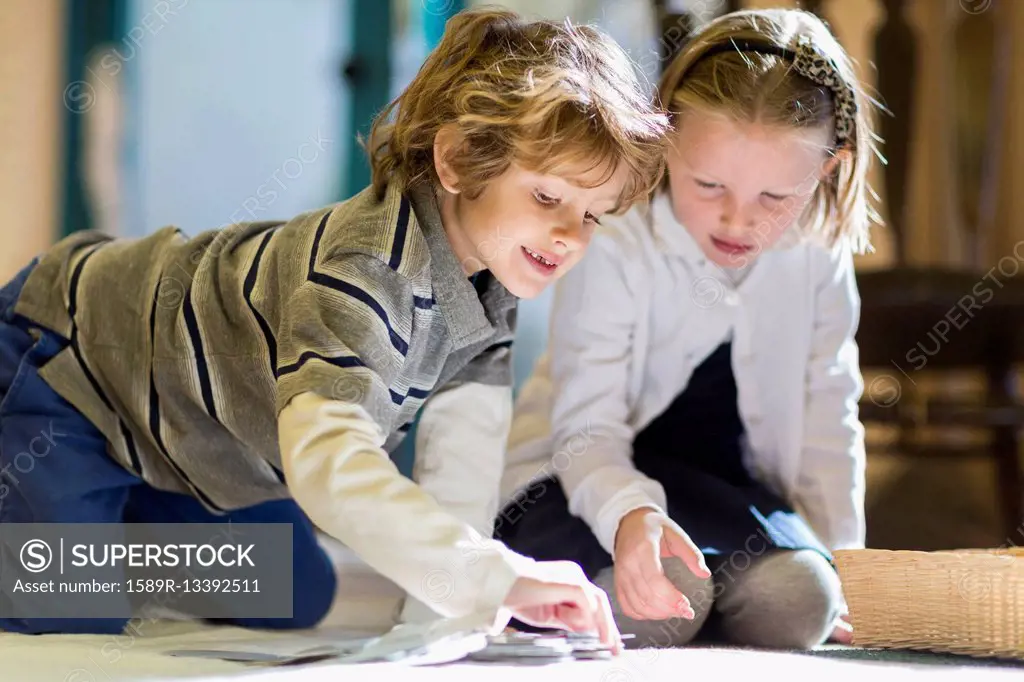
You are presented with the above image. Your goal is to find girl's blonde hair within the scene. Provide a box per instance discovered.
[658,9,882,253]
[367,7,669,214]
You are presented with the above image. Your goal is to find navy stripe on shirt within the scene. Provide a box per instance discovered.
[244,228,280,377]
[68,244,143,475]
[278,351,366,377]
[182,286,219,421]
[148,281,225,513]
[68,245,117,414]
[388,196,411,270]
[307,209,411,357]
[389,385,432,405]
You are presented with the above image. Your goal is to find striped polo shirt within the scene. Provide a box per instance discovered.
[13,181,517,512]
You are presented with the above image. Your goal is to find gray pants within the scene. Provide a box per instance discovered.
[593,550,843,650]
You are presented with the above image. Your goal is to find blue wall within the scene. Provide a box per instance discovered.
[125,0,350,237]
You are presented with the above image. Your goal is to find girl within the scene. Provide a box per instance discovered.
[0,8,669,647]
[497,8,878,649]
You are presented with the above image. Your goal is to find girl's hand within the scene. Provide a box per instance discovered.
[612,508,711,621]
[503,561,623,654]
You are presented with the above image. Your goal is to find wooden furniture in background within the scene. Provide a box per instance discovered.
[854,0,1024,543]
[873,0,916,265]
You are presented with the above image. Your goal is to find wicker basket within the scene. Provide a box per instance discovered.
[833,548,1024,660]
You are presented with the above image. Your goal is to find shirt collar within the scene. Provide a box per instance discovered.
[406,182,517,349]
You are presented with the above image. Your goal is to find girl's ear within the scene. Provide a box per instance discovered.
[433,124,463,194]
[820,147,852,180]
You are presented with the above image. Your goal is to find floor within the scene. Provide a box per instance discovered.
[3,620,1024,682]
[5,451,1021,681]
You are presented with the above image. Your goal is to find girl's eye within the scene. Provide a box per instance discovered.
[533,190,558,205]
[762,192,786,201]
[584,212,601,225]
[695,179,720,190]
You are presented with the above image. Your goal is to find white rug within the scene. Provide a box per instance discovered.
[4,535,1022,681]
[3,620,1023,682]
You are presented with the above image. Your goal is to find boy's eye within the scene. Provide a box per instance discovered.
[695,179,720,190]
[762,192,786,201]
[533,189,600,224]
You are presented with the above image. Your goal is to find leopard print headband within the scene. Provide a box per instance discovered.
[683,36,857,146]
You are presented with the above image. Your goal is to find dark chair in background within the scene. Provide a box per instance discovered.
[854,0,1024,542]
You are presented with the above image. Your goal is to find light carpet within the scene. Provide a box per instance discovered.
[4,620,1024,682]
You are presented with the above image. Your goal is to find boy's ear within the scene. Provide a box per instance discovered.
[433,124,463,194]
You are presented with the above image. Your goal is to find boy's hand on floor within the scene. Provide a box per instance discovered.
[503,562,623,654]
[612,508,711,621]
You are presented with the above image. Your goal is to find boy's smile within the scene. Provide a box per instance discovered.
[521,245,562,275]
[437,161,628,299]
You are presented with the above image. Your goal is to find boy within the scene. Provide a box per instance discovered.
[0,8,667,649]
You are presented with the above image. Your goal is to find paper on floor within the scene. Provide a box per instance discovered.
[165,614,493,666]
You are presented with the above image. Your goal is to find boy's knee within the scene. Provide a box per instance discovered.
[210,598,332,631]
[593,559,716,648]
[716,550,842,650]
[217,552,337,631]
[290,580,337,630]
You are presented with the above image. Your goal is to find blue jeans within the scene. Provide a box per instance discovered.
[0,261,336,634]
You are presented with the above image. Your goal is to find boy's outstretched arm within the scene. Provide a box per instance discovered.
[273,242,529,630]
[279,392,531,631]
[280,392,622,650]
[400,338,515,622]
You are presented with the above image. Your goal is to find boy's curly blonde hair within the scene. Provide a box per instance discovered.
[367,7,670,215]
[658,9,882,254]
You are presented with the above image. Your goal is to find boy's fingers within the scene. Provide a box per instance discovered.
[561,584,599,633]
[554,602,591,633]
[591,586,621,654]
[509,577,599,634]
[550,587,620,654]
